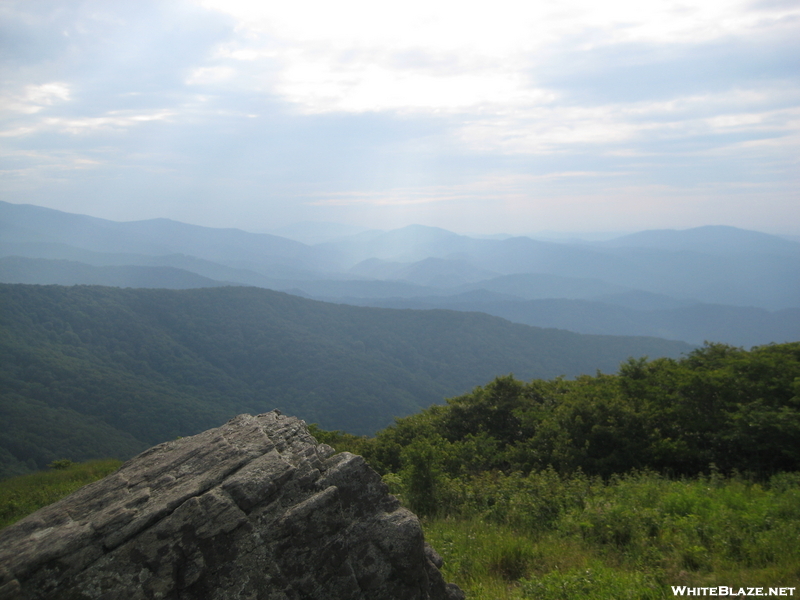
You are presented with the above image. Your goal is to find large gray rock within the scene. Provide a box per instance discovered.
[0,412,464,600]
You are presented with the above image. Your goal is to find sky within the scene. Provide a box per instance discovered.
[1,0,799,236]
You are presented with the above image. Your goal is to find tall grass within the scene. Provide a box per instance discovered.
[0,459,122,529]
[414,470,800,598]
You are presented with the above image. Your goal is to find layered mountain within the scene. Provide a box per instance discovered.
[0,201,325,280]
[344,294,800,348]
[2,201,798,347]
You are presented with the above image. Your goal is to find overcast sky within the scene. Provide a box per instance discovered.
[1,0,798,235]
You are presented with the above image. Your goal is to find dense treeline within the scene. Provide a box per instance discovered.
[0,283,690,478]
[314,342,800,503]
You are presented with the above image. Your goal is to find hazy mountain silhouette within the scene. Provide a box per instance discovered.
[2,200,798,346]
[601,225,800,257]
[0,201,325,279]
[341,294,798,348]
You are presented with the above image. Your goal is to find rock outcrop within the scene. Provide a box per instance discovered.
[0,411,464,600]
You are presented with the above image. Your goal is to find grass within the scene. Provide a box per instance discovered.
[424,518,598,600]
[0,459,122,529]
[418,471,800,599]
[424,517,670,600]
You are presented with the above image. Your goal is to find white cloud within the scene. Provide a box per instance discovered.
[195,0,800,114]
[186,66,236,85]
[184,0,800,168]
[274,61,535,114]
[447,86,800,155]
[0,83,71,116]
[1,1,797,234]
[0,110,174,137]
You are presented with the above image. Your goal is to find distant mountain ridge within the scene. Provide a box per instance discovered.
[343,294,800,348]
[600,225,800,256]
[0,201,323,278]
[0,257,230,289]
[2,200,798,346]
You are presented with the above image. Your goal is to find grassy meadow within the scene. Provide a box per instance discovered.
[415,470,800,599]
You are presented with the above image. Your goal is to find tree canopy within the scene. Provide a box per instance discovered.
[322,342,800,481]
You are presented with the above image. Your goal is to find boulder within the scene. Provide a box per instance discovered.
[0,411,464,600]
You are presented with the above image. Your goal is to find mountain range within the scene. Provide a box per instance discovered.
[2,200,799,347]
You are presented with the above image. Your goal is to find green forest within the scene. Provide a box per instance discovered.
[317,342,800,480]
[0,283,690,479]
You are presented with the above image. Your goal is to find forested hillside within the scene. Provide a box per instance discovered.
[322,342,800,483]
[0,283,691,479]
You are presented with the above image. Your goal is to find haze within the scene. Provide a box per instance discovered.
[1,0,798,235]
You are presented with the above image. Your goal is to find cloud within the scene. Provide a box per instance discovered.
[0,110,175,138]
[0,83,71,117]
[184,0,800,164]
[537,34,800,104]
[0,0,797,234]
[196,0,800,108]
